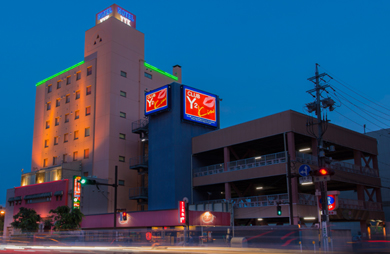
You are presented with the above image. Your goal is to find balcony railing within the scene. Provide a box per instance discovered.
[132,118,149,133]
[295,152,379,178]
[193,152,286,177]
[338,198,382,211]
[129,155,148,169]
[129,187,148,199]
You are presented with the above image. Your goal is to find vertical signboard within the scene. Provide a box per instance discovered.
[178,201,186,224]
[145,85,170,115]
[73,176,81,209]
[181,85,218,128]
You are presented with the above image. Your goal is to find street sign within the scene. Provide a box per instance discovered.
[329,211,337,215]
[299,164,311,177]
[313,175,330,182]
[299,176,313,184]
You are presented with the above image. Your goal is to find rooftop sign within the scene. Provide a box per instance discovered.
[96,4,136,28]
[145,85,171,116]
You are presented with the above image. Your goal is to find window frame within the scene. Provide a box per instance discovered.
[64,133,68,143]
[87,66,92,76]
[86,86,92,95]
[120,91,127,97]
[120,112,126,118]
[66,75,71,85]
[48,84,52,93]
[119,133,126,140]
[144,72,152,79]
[76,71,81,81]
[119,156,125,162]
[85,127,90,137]
[120,71,127,78]
[74,130,79,140]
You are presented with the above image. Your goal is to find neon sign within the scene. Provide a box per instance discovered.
[178,201,186,224]
[72,176,81,209]
[182,85,218,128]
[145,85,170,116]
[97,7,112,23]
[96,4,136,28]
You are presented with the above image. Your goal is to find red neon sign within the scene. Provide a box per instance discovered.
[145,232,152,241]
[73,176,81,209]
[184,88,216,122]
[178,201,186,224]
[145,86,168,115]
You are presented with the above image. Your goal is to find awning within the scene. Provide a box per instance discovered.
[24,192,52,200]
[8,196,21,202]
[54,191,63,196]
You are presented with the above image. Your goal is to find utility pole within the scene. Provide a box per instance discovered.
[306,63,335,252]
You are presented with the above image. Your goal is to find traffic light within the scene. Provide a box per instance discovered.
[310,168,335,177]
[277,205,282,216]
[79,178,97,185]
[123,211,127,221]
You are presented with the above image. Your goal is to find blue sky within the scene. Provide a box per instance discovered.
[1,0,390,204]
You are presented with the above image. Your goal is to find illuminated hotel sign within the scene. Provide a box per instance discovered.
[145,85,170,116]
[72,176,81,209]
[178,201,186,224]
[182,85,218,128]
[96,4,136,28]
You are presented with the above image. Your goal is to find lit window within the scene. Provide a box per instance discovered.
[85,127,90,137]
[64,133,68,143]
[86,106,91,116]
[73,151,78,161]
[63,154,67,163]
[53,156,57,165]
[84,149,89,159]
[87,66,92,76]
[57,80,61,89]
[48,84,52,93]
[120,91,126,97]
[120,71,127,77]
[74,130,79,140]
[120,112,126,118]
[56,99,60,107]
[119,133,126,140]
[119,180,125,186]
[44,139,49,148]
[119,156,125,162]
[66,76,71,85]
[66,94,70,103]
[76,72,81,81]
[75,110,80,120]
[55,117,59,126]
[75,90,80,100]
[54,136,59,145]
[47,102,51,111]
[144,72,152,79]
[86,86,92,95]
[65,113,69,123]
[43,158,48,167]
[46,121,50,129]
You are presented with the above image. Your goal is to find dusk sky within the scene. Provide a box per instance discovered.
[1,0,390,204]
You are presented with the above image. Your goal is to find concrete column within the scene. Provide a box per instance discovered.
[375,188,382,203]
[311,138,318,157]
[287,132,299,225]
[372,155,378,169]
[354,150,362,167]
[225,183,231,200]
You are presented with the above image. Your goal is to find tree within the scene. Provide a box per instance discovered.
[49,206,84,230]
[11,207,41,232]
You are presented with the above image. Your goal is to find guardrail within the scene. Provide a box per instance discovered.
[129,155,148,168]
[193,152,286,177]
[131,118,149,132]
[129,187,148,199]
[338,198,382,211]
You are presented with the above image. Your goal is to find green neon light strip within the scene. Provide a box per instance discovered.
[144,62,178,81]
[36,61,85,87]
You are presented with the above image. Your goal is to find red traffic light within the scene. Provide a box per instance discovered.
[319,168,328,175]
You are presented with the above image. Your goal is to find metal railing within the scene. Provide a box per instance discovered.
[298,193,317,206]
[193,152,286,177]
[338,198,382,211]
[129,155,148,168]
[131,117,149,132]
[232,194,289,208]
[295,152,379,178]
[129,187,148,199]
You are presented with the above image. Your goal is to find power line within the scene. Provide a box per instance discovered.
[333,110,371,131]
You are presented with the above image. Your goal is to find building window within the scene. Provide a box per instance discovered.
[48,84,52,93]
[63,154,67,163]
[55,117,60,126]
[76,72,81,81]
[46,121,50,129]
[119,180,125,186]
[119,156,125,162]
[86,86,92,95]
[53,156,57,165]
[144,72,152,79]
[119,133,126,140]
[75,90,80,100]
[83,172,88,177]
[44,139,49,148]
[64,133,68,143]
[86,106,91,116]
[120,91,126,97]
[56,98,60,107]
[54,136,59,145]
[66,76,71,85]
[75,110,80,120]
[57,80,61,89]
[47,102,51,111]
[65,113,69,123]
[73,151,78,161]
[87,66,92,76]
[84,149,89,159]
[43,158,48,167]
[120,112,126,118]
[85,127,90,137]
[120,71,127,77]
[74,130,79,140]
[66,94,70,103]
